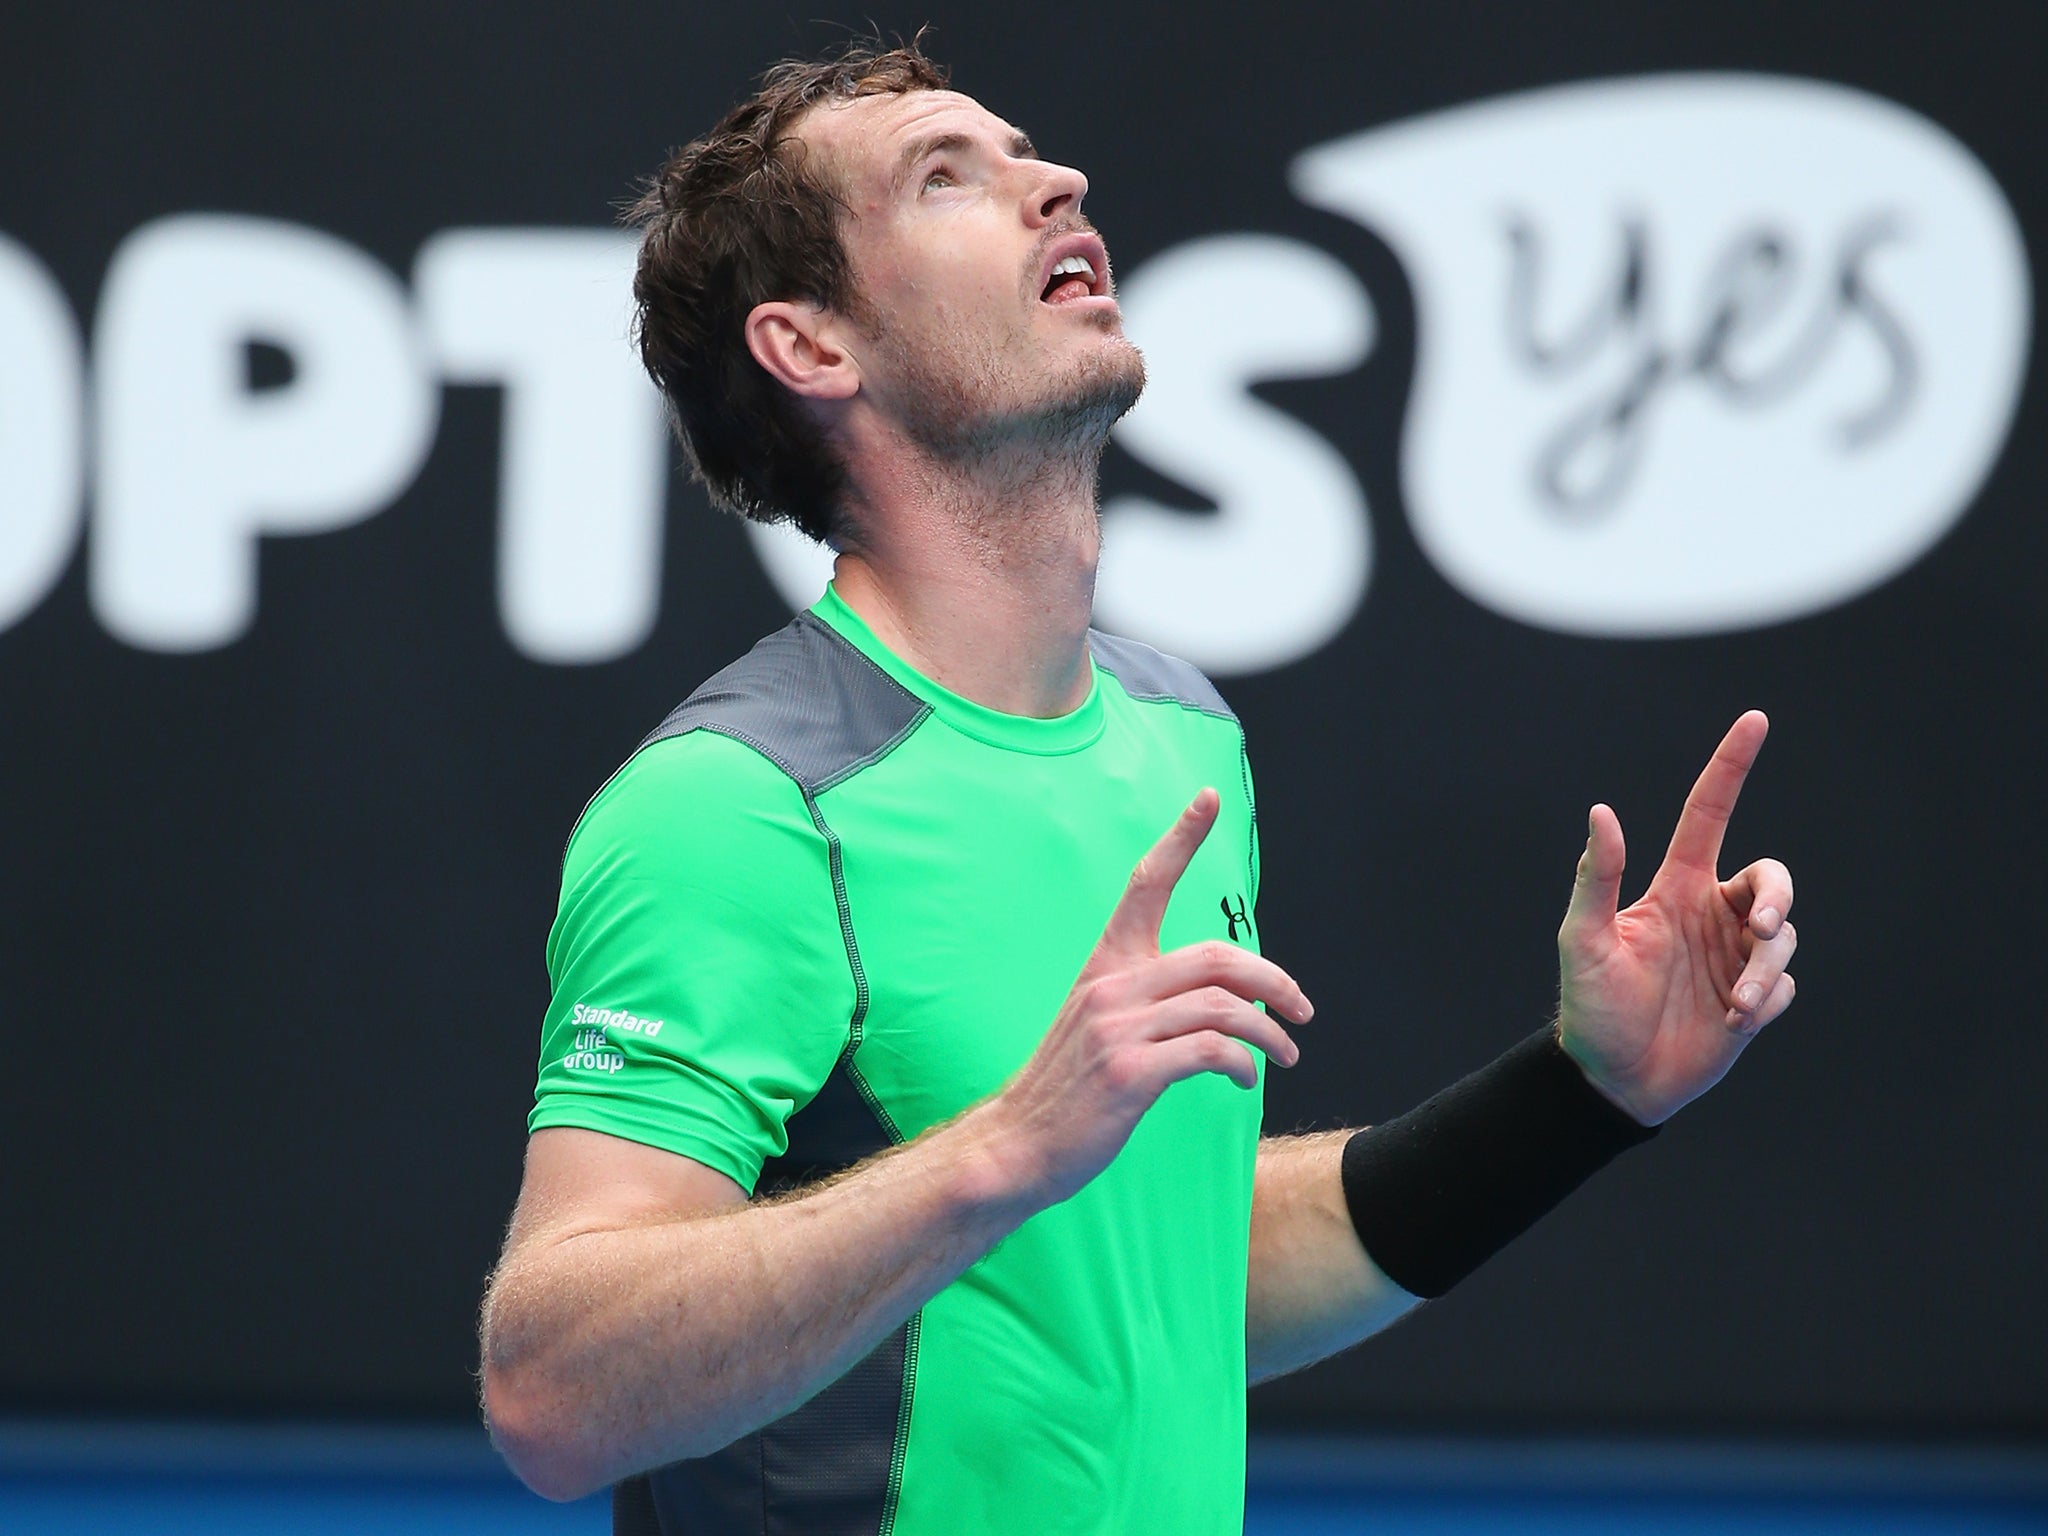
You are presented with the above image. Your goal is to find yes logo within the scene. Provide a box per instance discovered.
[1292,74,2031,638]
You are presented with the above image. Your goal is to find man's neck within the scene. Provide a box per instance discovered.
[829,443,1102,719]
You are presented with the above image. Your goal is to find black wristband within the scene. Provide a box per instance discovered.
[1339,1029,1659,1299]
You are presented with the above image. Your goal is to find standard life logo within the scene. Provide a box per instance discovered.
[0,74,2030,673]
[562,1002,666,1075]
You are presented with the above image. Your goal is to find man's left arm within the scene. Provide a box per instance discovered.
[1246,711,1798,1380]
[1247,1132,1417,1382]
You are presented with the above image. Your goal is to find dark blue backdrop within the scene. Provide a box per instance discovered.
[1,0,2041,1439]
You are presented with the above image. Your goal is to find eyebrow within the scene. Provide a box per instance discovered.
[892,128,1038,191]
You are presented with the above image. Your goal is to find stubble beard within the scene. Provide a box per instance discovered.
[883,314,1148,479]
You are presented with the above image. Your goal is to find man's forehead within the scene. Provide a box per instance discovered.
[798,89,1021,187]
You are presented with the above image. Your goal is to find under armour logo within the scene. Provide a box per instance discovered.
[1220,894,1250,942]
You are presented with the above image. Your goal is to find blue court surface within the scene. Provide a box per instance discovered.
[2,1423,2043,1534]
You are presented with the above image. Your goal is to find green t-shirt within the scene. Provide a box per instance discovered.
[532,584,1265,1536]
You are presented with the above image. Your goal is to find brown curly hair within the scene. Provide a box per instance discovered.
[626,39,950,545]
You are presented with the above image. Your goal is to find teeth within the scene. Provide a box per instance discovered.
[1050,255,1096,282]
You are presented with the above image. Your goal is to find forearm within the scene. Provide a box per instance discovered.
[1245,1131,1419,1382]
[1248,1030,1661,1381]
[482,1105,1034,1501]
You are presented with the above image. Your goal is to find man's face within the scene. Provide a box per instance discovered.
[796,88,1145,460]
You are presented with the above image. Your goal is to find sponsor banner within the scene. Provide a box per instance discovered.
[1,1,2042,1435]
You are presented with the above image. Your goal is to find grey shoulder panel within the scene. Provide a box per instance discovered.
[642,612,930,793]
[1087,628,1236,721]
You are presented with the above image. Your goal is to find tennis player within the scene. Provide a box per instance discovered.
[479,40,1799,1535]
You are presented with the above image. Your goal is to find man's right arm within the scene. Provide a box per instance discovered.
[482,788,1310,1502]
[481,1114,1037,1500]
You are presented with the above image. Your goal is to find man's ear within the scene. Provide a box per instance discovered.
[745,301,861,401]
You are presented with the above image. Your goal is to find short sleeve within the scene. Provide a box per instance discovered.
[529,731,857,1192]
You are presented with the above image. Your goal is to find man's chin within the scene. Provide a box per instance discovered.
[1048,338,1146,439]
[898,337,1146,463]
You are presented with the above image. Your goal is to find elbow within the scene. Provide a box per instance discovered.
[482,1363,610,1504]
[485,1362,731,1501]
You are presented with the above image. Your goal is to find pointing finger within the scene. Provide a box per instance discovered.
[1664,710,1769,875]
[1101,790,1220,952]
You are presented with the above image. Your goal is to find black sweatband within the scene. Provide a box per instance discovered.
[1339,1028,1659,1299]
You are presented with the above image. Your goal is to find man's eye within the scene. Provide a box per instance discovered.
[922,168,955,192]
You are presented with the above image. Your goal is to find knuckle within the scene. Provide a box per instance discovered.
[1102,1047,1144,1094]
[1082,974,1125,1014]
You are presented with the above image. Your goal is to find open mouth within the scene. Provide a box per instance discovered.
[1041,253,1100,304]
[1037,234,1112,307]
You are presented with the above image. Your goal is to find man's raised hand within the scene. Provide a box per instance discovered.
[989,789,1312,1207]
[1556,710,1799,1126]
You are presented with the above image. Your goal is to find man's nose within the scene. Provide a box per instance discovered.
[1026,159,1089,224]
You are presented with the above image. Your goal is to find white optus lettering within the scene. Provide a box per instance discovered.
[0,235,84,630]
[92,215,437,650]
[1294,74,2032,636]
[416,230,668,663]
[1095,234,1374,675]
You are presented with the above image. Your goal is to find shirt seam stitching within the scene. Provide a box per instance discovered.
[802,790,904,1147]
[1107,686,1238,724]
